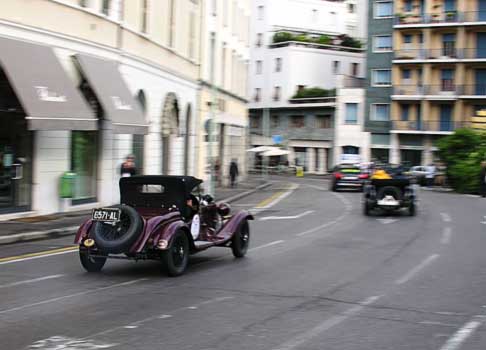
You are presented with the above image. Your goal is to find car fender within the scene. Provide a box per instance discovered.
[130,211,181,253]
[216,210,254,241]
[154,220,193,251]
[74,219,93,245]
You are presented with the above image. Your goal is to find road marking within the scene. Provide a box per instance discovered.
[27,336,117,350]
[273,295,382,350]
[83,296,235,340]
[439,318,484,350]
[0,246,78,265]
[259,210,314,221]
[441,227,452,245]
[123,325,138,329]
[395,254,439,285]
[0,274,64,289]
[253,183,299,211]
[377,218,398,225]
[466,194,480,198]
[0,278,148,316]
[249,240,285,252]
[440,212,452,223]
[481,216,486,225]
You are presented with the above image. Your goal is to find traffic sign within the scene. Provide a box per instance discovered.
[272,135,283,144]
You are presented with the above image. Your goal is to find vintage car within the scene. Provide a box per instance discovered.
[74,176,253,276]
[363,177,416,216]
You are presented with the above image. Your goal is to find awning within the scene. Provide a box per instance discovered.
[0,37,96,130]
[75,54,148,134]
[214,113,248,127]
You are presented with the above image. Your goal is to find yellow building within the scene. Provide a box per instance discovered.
[392,0,486,165]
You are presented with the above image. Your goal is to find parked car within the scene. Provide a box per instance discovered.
[363,177,416,216]
[407,166,429,186]
[330,164,369,191]
[74,176,253,276]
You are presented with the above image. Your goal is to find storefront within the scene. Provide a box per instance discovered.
[0,37,97,214]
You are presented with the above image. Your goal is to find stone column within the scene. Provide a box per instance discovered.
[307,148,316,173]
[317,148,325,173]
[390,133,400,164]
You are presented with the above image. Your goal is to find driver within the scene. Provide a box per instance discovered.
[185,194,199,220]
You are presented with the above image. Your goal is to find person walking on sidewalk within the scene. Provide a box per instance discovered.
[120,155,137,178]
[229,159,239,188]
[480,161,486,197]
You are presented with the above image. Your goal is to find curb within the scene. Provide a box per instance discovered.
[0,182,272,246]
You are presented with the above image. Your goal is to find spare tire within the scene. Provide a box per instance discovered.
[377,186,402,201]
[92,205,143,254]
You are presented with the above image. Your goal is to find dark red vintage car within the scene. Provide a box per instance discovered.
[74,176,253,276]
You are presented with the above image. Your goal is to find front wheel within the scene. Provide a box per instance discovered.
[231,220,250,258]
[79,248,106,272]
[163,230,189,277]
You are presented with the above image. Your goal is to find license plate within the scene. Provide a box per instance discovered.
[92,208,121,223]
[378,199,399,206]
[344,177,358,180]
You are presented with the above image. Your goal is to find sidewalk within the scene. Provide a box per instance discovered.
[0,176,270,245]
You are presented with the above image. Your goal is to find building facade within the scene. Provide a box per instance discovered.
[249,0,366,173]
[391,0,486,166]
[197,0,251,188]
[365,0,394,164]
[0,0,201,218]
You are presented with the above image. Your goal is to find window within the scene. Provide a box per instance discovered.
[271,115,280,128]
[102,0,110,15]
[254,88,261,102]
[275,57,282,72]
[291,115,305,128]
[345,103,358,124]
[188,11,196,59]
[404,0,413,12]
[351,63,359,76]
[256,33,263,47]
[402,69,411,80]
[257,5,264,20]
[374,1,393,18]
[333,61,340,74]
[348,3,355,13]
[297,85,305,93]
[373,35,392,52]
[403,34,413,44]
[372,69,392,86]
[256,60,262,74]
[273,86,281,101]
[401,104,410,121]
[71,131,97,203]
[221,45,227,87]
[168,0,176,47]
[442,33,456,57]
[316,115,332,128]
[444,0,456,12]
[371,104,390,121]
[343,146,359,155]
[441,69,455,91]
[140,0,148,33]
[250,116,261,129]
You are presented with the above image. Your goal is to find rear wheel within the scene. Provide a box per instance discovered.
[409,203,416,216]
[163,230,189,277]
[79,248,106,272]
[232,220,250,258]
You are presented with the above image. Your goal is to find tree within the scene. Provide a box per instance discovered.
[437,128,486,193]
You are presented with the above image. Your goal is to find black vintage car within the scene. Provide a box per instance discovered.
[363,177,416,216]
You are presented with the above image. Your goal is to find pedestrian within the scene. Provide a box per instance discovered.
[229,159,239,188]
[426,163,436,188]
[120,154,137,177]
[480,161,486,197]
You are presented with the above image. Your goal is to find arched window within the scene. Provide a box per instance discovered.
[133,90,146,174]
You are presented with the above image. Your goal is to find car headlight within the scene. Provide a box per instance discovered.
[157,239,168,250]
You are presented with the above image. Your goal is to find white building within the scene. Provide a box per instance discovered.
[248,0,367,172]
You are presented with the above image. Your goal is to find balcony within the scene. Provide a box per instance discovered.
[395,48,486,61]
[459,84,486,98]
[391,120,468,134]
[392,85,458,99]
[394,11,486,27]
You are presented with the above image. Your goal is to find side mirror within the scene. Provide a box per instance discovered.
[202,194,214,203]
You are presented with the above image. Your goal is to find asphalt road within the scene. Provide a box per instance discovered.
[1,177,486,350]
